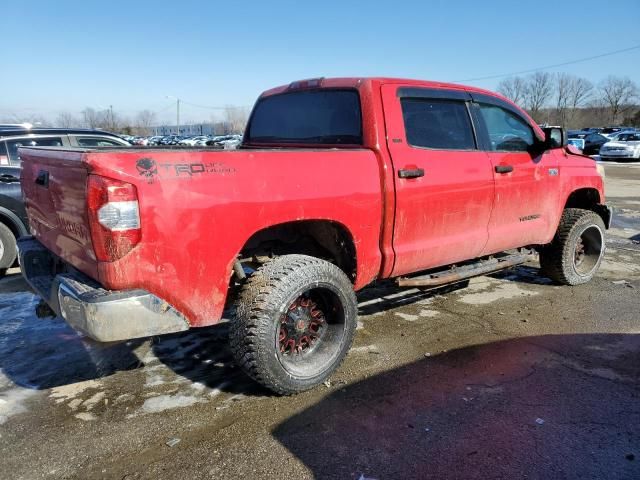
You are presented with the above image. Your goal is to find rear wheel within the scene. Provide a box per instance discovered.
[229,254,357,395]
[0,223,17,278]
[539,208,606,285]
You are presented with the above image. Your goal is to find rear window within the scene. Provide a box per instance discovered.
[246,89,362,145]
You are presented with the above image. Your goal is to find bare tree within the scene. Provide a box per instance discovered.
[599,76,639,124]
[497,76,528,106]
[56,111,79,128]
[82,108,106,129]
[81,107,124,132]
[135,110,157,135]
[223,106,250,133]
[525,72,554,121]
[555,73,572,127]
[554,74,593,127]
[568,77,593,111]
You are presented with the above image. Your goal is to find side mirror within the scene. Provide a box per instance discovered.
[542,127,566,149]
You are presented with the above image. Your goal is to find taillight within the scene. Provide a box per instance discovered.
[87,175,141,262]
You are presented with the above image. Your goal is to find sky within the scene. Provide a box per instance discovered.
[2,0,639,125]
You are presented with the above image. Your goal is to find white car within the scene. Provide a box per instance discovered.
[179,136,209,146]
[599,132,640,161]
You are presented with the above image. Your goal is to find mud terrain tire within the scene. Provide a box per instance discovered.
[229,254,357,395]
[539,208,606,285]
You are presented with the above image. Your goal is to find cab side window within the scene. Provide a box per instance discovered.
[477,104,534,152]
[400,98,476,150]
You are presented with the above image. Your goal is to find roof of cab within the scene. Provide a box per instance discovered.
[259,77,543,140]
[260,76,504,99]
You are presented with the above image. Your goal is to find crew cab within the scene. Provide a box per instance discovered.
[18,78,610,394]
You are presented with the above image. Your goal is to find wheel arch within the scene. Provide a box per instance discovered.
[235,219,358,283]
[563,188,611,229]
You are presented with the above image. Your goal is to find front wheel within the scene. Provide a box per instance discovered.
[539,208,606,285]
[229,255,357,395]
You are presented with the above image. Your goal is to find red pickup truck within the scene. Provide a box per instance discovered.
[18,77,610,394]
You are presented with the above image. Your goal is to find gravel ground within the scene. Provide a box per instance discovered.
[0,162,639,480]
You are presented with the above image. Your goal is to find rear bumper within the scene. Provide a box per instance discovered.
[600,152,638,160]
[18,237,189,342]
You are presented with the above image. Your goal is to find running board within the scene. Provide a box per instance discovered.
[396,252,531,288]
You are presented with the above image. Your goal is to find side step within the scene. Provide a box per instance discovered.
[396,251,532,288]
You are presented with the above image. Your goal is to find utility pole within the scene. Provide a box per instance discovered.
[166,95,181,135]
[109,105,114,130]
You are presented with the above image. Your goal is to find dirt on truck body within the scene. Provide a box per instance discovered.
[18,77,610,394]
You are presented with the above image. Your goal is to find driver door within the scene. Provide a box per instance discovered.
[471,99,560,254]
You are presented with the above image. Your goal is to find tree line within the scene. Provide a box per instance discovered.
[2,106,250,136]
[497,73,639,128]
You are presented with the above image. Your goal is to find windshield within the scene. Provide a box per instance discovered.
[618,133,640,141]
[246,89,362,145]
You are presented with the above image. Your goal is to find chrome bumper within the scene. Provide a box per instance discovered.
[18,237,189,342]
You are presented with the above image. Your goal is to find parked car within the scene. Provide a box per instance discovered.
[600,126,635,138]
[205,134,243,148]
[0,127,129,277]
[147,136,164,146]
[567,131,609,156]
[600,132,640,161]
[17,77,609,395]
[179,135,209,146]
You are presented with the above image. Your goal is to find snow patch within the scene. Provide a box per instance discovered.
[0,372,36,425]
[141,394,203,414]
[50,380,102,403]
[394,312,419,321]
[457,281,538,305]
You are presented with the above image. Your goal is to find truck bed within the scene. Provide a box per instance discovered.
[19,145,384,326]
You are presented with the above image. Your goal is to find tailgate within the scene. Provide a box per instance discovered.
[20,147,98,279]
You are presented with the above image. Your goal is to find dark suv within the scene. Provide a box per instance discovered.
[0,127,129,277]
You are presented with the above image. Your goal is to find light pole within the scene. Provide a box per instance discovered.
[166,96,180,134]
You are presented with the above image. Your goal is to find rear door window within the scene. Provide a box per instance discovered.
[6,137,64,165]
[400,98,476,150]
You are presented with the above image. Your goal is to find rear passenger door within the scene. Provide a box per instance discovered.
[381,85,495,276]
[470,95,560,254]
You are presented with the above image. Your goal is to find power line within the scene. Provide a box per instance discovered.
[455,44,640,82]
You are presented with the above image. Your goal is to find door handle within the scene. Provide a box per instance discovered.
[495,165,513,174]
[0,174,19,183]
[398,168,425,179]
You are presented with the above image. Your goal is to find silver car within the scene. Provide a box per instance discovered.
[599,132,640,161]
